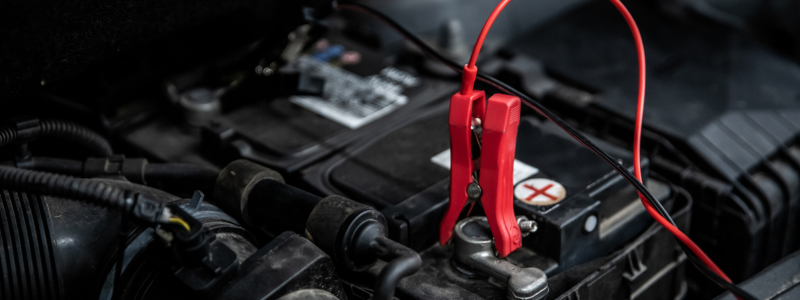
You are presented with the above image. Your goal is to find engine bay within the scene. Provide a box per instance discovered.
[2,0,800,299]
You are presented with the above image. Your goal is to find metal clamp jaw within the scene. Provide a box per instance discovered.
[453,216,548,300]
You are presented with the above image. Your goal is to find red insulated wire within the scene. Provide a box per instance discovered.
[609,0,734,284]
[467,0,512,70]
[460,0,513,95]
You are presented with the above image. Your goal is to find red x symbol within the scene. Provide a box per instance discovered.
[523,183,558,201]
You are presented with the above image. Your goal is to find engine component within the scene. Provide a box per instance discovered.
[208,231,347,300]
[0,179,177,299]
[177,88,223,127]
[215,159,422,300]
[163,202,240,294]
[106,189,346,300]
[0,164,346,300]
[452,216,548,300]
[94,187,346,300]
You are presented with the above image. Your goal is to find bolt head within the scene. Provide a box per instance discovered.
[466,182,482,199]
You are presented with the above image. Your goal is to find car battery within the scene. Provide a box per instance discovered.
[337,190,691,300]
[486,0,800,282]
[120,24,457,174]
[302,100,679,274]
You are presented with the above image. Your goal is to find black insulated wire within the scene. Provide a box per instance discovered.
[334,3,759,300]
[1,156,219,197]
[15,157,85,174]
[39,119,114,157]
[0,118,113,157]
[0,165,131,209]
[0,166,169,227]
[682,248,758,300]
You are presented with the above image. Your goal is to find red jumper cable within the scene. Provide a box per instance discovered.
[439,0,523,258]
[608,0,736,286]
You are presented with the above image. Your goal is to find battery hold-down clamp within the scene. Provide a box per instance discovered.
[440,64,523,258]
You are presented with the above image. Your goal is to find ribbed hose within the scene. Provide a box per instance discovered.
[39,119,113,157]
[0,166,130,210]
[0,126,16,148]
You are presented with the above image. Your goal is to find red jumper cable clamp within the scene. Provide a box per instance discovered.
[439,65,523,257]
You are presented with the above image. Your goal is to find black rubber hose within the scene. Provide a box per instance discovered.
[23,157,85,174]
[0,165,131,209]
[0,119,113,157]
[369,236,422,300]
[4,157,219,197]
[39,119,113,157]
[15,157,219,186]
[144,163,220,197]
[144,163,219,188]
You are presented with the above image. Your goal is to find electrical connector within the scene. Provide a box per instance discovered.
[161,204,240,294]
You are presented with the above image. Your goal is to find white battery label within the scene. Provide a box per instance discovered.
[430,149,539,184]
[287,56,416,129]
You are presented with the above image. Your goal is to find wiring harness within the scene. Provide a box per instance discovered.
[0,166,173,225]
[0,118,113,157]
[335,2,758,299]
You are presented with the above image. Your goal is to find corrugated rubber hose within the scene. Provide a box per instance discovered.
[0,165,168,225]
[0,165,131,209]
[0,119,113,157]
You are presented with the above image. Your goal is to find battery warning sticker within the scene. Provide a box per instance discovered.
[287,55,418,129]
[430,149,539,184]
